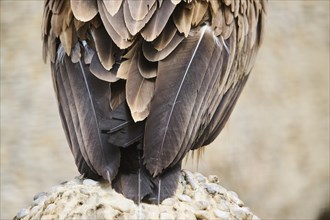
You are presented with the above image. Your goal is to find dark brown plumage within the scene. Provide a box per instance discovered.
[42,0,267,203]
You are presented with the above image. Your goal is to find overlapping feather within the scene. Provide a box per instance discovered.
[43,0,267,203]
[126,53,155,122]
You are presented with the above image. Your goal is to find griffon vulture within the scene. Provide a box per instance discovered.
[42,0,267,203]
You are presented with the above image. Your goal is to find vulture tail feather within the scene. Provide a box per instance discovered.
[53,46,120,181]
[51,62,99,179]
[144,26,216,176]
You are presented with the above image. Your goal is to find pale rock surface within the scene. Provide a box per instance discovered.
[13,171,259,220]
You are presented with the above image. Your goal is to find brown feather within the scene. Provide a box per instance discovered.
[237,13,246,51]
[98,0,134,49]
[50,0,64,14]
[212,8,223,36]
[110,80,126,110]
[223,0,232,7]
[142,31,184,62]
[144,27,218,176]
[53,52,121,181]
[209,0,220,15]
[42,0,268,204]
[172,37,225,166]
[126,54,155,122]
[127,0,156,21]
[153,19,177,51]
[225,6,234,25]
[191,0,208,27]
[116,60,131,80]
[90,54,119,82]
[173,3,193,37]
[123,0,157,36]
[103,0,123,16]
[234,0,240,17]
[47,32,57,63]
[116,43,140,79]
[91,26,120,71]
[51,13,64,37]
[52,61,96,175]
[70,0,98,22]
[51,62,99,179]
[59,24,73,55]
[137,53,158,79]
[220,23,237,91]
[222,16,234,40]
[140,0,176,41]
[99,1,132,41]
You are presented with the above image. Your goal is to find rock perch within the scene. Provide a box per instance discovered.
[14,171,260,220]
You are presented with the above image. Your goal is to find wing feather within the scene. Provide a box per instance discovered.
[191,0,208,27]
[99,1,132,41]
[89,53,119,82]
[70,0,98,22]
[53,49,121,180]
[144,27,217,175]
[142,31,184,62]
[140,0,176,41]
[173,3,193,37]
[138,53,158,79]
[123,0,157,36]
[91,26,119,71]
[103,0,123,16]
[127,0,156,21]
[152,19,177,51]
[51,62,97,177]
[172,37,226,165]
[98,1,134,49]
[126,53,155,122]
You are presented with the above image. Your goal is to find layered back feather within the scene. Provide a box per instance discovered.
[42,0,267,203]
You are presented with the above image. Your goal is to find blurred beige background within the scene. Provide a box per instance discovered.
[1,1,329,219]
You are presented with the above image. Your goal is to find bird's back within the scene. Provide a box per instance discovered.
[42,0,267,203]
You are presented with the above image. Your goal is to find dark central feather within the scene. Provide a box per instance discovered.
[144,27,220,176]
